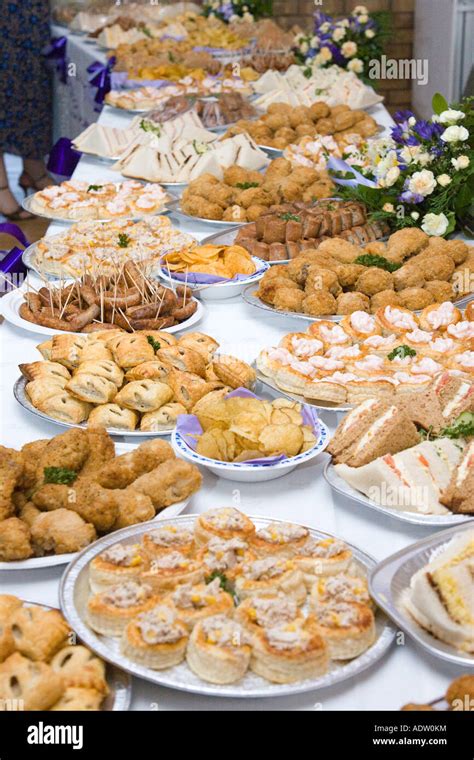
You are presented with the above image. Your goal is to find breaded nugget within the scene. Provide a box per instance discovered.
[267,103,292,115]
[264,158,292,177]
[295,123,317,138]
[397,287,435,310]
[129,459,202,511]
[446,675,474,709]
[66,482,118,533]
[112,491,155,530]
[96,439,175,489]
[222,205,247,222]
[273,288,305,312]
[424,280,454,302]
[36,429,90,482]
[32,484,71,512]
[370,290,402,313]
[302,291,337,316]
[427,238,469,265]
[332,263,366,288]
[355,268,394,296]
[418,254,455,282]
[223,165,262,186]
[238,187,272,209]
[364,242,387,256]
[317,238,361,264]
[246,204,269,222]
[386,228,429,261]
[18,502,41,528]
[286,258,313,286]
[0,518,33,561]
[289,166,320,186]
[305,266,341,296]
[31,509,96,556]
[257,276,298,304]
[315,118,335,135]
[264,113,289,131]
[393,264,426,291]
[336,292,370,315]
[309,102,330,120]
[181,196,224,220]
[303,180,334,201]
[19,440,48,492]
[78,429,115,480]
[263,265,291,281]
[0,447,24,520]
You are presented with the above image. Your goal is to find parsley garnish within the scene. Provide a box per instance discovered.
[354,253,402,272]
[44,467,77,485]
[235,181,260,190]
[117,233,131,248]
[147,335,161,352]
[388,345,417,361]
[87,184,103,193]
[441,412,474,440]
[168,51,176,63]
[142,26,152,38]
[139,119,162,137]
[280,212,301,222]
[205,571,238,604]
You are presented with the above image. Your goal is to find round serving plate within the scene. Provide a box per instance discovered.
[323,461,473,528]
[242,283,343,323]
[104,102,161,115]
[22,192,171,224]
[158,256,269,301]
[255,365,353,413]
[369,523,474,667]
[166,198,247,227]
[13,599,132,709]
[171,420,329,482]
[2,287,205,338]
[14,375,190,438]
[59,513,396,698]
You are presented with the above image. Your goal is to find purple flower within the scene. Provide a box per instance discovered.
[414,120,443,141]
[394,109,415,122]
[219,2,234,21]
[327,42,346,66]
[399,190,424,204]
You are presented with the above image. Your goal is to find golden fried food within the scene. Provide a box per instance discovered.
[31,509,96,556]
[336,292,370,315]
[446,675,474,709]
[369,290,402,313]
[355,269,393,296]
[302,291,337,316]
[397,287,435,311]
[97,439,175,489]
[163,244,255,279]
[0,447,23,521]
[129,459,203,510]
[0,518,33,561]
[273,288,306,312]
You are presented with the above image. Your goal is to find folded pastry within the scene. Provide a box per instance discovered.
[86,581,158,637]
[51,687,104,711]
[89,542,147,593]
[66,374,118,404]
[235,593,302,637]
[76,341,114,364]
[112,334,156,369]
[0,621,15,662]
[166,370,217,411]
[50,645,109,694]
[140,402,187,432]
[115,379,173,413]
[0,653,63,710]
[178,332,219,363]
[35,392,91,424]
[74,360,124,388]
[9,606,69,661]
[140,551,204,594]
[235,557,307,605]
[197,537,251,580]
[121,605,189,670]
[50,334,87,369]
[194,507,256,546]
[294,537,352,588]
[164,578,234,631]
[157,346,207,378]
[87,404,138,431]
[312,601,376,659]
[0,595,22,623]
[186,615,251,684]
[125,359,173,382]
[19,360,71,383]
[250,617,329,683]
[251,522,309,559]
[142,525,196,561]
[26,377,68,407]
[212,356,257,390]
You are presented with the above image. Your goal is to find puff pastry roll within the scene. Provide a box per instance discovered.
[250,617,329,683]
[187,615,251,684]
[115,379,173,412]
[50,334,87,369]
[235,557,307,606]
[142,330,177,349]
[9,606,69,661]
[74,360,124,388]
[178,332,219,363]
[212,355,257,390]
[165,578,234,631]
[312,601,376,660]
[66,373,118,404]
[140,551,204,594]
[0,595,23,623]
[51,687,104,711]
[50,645,109,694]
[157,346,207,378]
[140,402,186,432]
[36,392,91,424]
[36,338,53,360]
[197,537,251,580]
[294,537,352,588]
[0,653,64,710]
[142,525,196,560]
[166,370,216,411]
[88,404,138,430]
[86,581,159,637]
[121,605,188,670]
[112,334,155,368]
[79,342,113,364]
[19,360,70,383]
[234,594,303,637]
[26,377,68,407]
[0,621,15,663]
[251,522,309,559]
[89,542,147,593]
[125,359,173,382]
[194,507,256,546]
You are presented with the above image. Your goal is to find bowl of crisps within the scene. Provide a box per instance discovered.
[159,244,269,300]
[170,387,329,481]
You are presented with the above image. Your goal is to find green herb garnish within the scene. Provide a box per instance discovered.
[235,181,260,190]
[279,212,301,222]
[168,51,176,63]
[147,335,161,352]
[117,233,131,248]
[44,467,77,485]
[387,345,417,361]
[87,184,103,193]
[354,253,402,272]
[142,26,152,38]
[440,412,474,440]
[193,139,209,155]
[205,571,237,603]
[139,119,162,138]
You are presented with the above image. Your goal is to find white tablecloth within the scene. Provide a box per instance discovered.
[0,94,464,712]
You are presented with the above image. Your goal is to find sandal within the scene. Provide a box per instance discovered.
[0,185,33,221]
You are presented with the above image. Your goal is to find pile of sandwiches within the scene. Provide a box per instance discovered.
[329,372,473,516]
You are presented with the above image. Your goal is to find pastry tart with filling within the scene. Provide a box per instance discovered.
[141,525,196,561]
[50,645,109,694]
[250,616,329,683]
[309,573,372,612]
[312,601,376,659]
[186,615,251,684]
[86,581,158,637]
[140,551,204,593]
[89,542,147,593]
[121,605,188,670]
[234,593,303,637]
[197,537,252,580]
[164,577,234,631]
[194,507,256,546]
[419,302,462,332]
[294,537,352,588]
[251,522,309,559]
[51,687,104,711]
[235,557,307,605]
[0,653,64,710]
[9,606,70,661]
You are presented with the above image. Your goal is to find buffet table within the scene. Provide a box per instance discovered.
[0,97,463,712]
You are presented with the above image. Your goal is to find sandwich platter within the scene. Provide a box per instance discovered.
[59,514,396,698]
[324,461,472,527]
[255,365,352,413]
[369,523,474,667]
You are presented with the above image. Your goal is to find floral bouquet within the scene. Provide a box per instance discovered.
[202,0,273,23]
[294,4,389,82]
[333,94,474,237]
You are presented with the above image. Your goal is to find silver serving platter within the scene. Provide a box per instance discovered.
[369,523,474,667]
[22,193,171,224]
[59,513,396,698]
[166,198,247,227]
[324,461,473,528]
[255,366,352,413]
[259,144,284,158]
[202,226,289,265]
[105,102,156,115]
[242,283,343,323]
[21,599,132,710]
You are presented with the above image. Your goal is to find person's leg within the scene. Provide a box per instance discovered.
[0,153,33,219]
[20,157,54,191]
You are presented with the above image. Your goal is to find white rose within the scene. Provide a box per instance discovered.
[358,15,369,23]
[332,28,346,42]
[347,58,364,73]
[417,152,433,167]
[408,116,416,127]
[353,5,368,14]
[365,29,375,38]
[440,125,469,143]
[436,174,452,187]
[383,203,394,212]
[439,109,465,124]
[421,212,449,236]
[320,22,330,33]
[452,155,470,170]
[384,167,400,187]
[320,47,333,62]
[300,41,309,54]
[408,169,437,197]
[311,35,320,47]
[411,211,420,220]
[341,41,357,58]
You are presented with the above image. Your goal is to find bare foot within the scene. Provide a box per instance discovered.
[0,187,33,219]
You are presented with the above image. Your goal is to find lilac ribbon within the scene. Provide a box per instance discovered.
[47,138,81,179]
[43,36,68,84]
[87,57,116,107]
[176,387,320,464]
[110,72,174,90]
[0,223,30,291]
[327,156,378,188]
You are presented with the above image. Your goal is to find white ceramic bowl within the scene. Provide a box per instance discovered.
[158,256,269,301]
[170,421,329,482]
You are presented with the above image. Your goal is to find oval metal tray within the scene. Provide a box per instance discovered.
[60,513,396,698]
[243,283,343,323]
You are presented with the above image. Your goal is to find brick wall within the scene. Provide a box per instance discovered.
[273,0,415,113]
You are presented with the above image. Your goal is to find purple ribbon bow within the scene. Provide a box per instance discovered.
[87,57,116,108]
[0,223,30,292]
[327,156,378,188]
[47,138,81,179]
[43,36,68,84]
